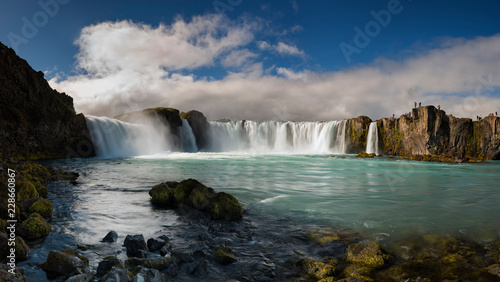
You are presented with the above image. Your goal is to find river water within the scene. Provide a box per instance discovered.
[18,152,500,280]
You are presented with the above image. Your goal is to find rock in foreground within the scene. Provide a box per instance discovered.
[149,179,243,221]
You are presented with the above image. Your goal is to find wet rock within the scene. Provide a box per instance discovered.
[28,198,53,219]
[102,231,118,243]
[16,180,39,202]
[159,243,172,256]
[40,249,89,279]
[295,257,336,280]
[97,267,129,282]
[487,264,500,277]
[171,249,194,263]
[149,182,177,206]
[96,256,124,278]
[180,110,211,151]
[17,212,52,240]
[147,237,168,252]
[207,192,243,221]
[213,246,236,265]
[342,264,374,281]
[66,273,95,282]
[133,267,165,282]
[0,234,29,262]
[356,152,376,158]
[125,257,176,271]
[124,234,148,258]
[239,260,276,281]
[345,242,389,268]
[174,179,214,209]
[0,263,28,281]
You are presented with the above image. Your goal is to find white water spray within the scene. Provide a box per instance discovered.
[366,122,380,155]
[179,119,198,152]
[209,120,349,153]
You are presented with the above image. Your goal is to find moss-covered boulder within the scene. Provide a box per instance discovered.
[213,246,236,265]
[356,152,376,158]
[149,182,177,206]
[18,212,52,240]
[16,180,39,202]
[96,256,124,278]
[1,236,30,262]
[28,198,53,219]
[295,258,336,280]
[36,185,48,198]
[346,242,389,268]
[41,249,89,279]
[207,192,243,220]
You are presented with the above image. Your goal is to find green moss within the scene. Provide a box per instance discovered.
[343,264,374,281]
[213,246,236,265]
[296,258,336,280]
[346,242,389,268]
[18,212,52,240]
[36,186,48,198]
[16,180,39,201]
[29,198,54,219]
[207,192,243,220]
[149,182,175,206]
[309,229,341,244]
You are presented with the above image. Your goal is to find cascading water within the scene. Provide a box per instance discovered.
[179,119,198,152]
[366,122,380,155]
[209,120,349,153]
[85,116,171,158]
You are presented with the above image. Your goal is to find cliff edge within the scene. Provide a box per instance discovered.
[0,42,93,160]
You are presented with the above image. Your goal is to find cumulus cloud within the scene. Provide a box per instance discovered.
[49,15,500,121]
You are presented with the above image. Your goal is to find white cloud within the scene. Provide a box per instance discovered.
[291,0,299,13]
[258,41,304,56]
[48,16,500,122]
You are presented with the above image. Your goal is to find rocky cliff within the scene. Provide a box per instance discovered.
[180,110,211,151]
[345,116,372,153]
[0,42,94,160]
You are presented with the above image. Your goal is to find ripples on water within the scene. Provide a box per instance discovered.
[19,153,500,280]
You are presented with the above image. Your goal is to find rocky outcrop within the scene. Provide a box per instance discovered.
[345,116,372,153]
[0,42,94,160]
[180,110,212,151]
[149,179,243,221]
[378,106,500,160]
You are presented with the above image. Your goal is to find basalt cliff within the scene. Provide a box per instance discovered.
[0,42,94,160]
[346,106,500,160]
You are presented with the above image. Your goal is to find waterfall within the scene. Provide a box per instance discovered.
[179,119,198,152]
[85,116,171,158]
[366,122,380,155]
[209,120,349,153]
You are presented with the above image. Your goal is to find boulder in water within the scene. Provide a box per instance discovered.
[213,246,236,265]
[124,234,149,258]
[17,212,52,240]
[295,257,336,280]
[40,249,89,279]
[207,192,243,221]
[149,182,178,206]
[345,241,389,268]
[28,198,53,219]
[356,152,376,158]
[101,230,118,243]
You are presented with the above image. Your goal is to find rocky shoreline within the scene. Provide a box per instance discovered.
[2,166,500,281]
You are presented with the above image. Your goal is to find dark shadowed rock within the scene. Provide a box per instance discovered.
[102,231,118,243]
[96,256,124,278]
[97,267,129,282]
[180,110,211,151]
[40,249,89,279]
[213,246,236,265]
[0,42,94,160]
[346,116,372,153]
[133,267,165,282]
[124,234,148,258]
[147,237,169,252]
[65,273,94,282]
[0,263,28,281]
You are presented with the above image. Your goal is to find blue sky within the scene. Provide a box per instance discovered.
[1,0,500,120]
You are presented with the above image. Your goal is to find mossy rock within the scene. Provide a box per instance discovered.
[356,152,376,158]
[16,180,39,202]
[1,236,30,262]
[173,179,201,205]
[186,182,215,210]
[36,185,48,198]
[207,192,243,221]
[346,242,389,268]
[18,212,52,240]
[41,249,89,278]
[149,182,176,206]
[309,228,341,244]
[29,199,53,219]
[0,218,6,233]
[213,246,236,265]
[296,257,336,280]
[342,264,374,281]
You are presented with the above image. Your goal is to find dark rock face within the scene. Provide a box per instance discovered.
[345,116,372,153]
[123,234,149,258]
[180,110,211,151]
[0,42,94,160]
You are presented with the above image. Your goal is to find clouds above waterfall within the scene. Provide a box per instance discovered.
[49,14,500,121]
